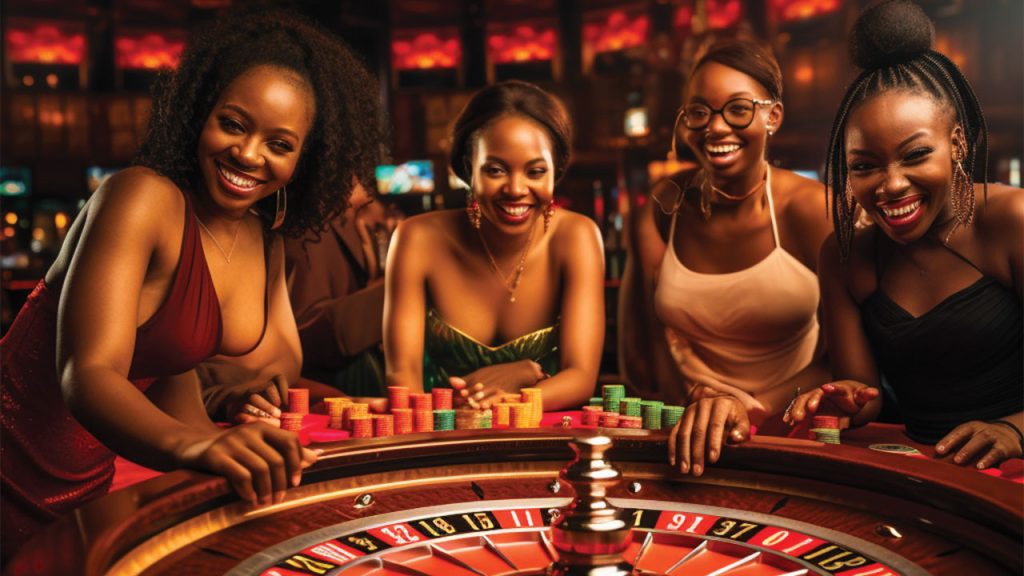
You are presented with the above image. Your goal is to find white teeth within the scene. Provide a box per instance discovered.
[881,200,922,218]
[499,204,530,217]
[218,165,259,189]
[706,143,740,154]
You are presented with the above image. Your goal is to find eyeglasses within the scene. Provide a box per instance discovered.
[679,98,775,130]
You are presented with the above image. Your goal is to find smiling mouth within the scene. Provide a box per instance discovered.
[497,203,532,217]
[217,163,263,190]
[879,199,922,218]
[705,143,741,156]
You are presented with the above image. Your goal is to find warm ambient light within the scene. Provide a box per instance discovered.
[4,213,18,225]
[794,64,814,84]
[707,0,742,29]
[772,0,840,21]
[54,212,68,229]
[116,33,184,70]
[488,25,556,64]
[392,32,461,70]
[6,23,85,64]
[583,10,649,53]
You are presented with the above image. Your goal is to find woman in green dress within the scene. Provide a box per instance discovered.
[384,81,604,410]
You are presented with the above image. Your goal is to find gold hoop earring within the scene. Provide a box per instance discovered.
[543,202,556,232]
[466,192,481,229]
[271,185,287,230]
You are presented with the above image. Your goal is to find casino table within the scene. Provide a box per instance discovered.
[7,414,1022,576]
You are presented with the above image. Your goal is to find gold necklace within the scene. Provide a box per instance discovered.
[697,164,768,219]
[196,216,242,263]
[476,220,537,303]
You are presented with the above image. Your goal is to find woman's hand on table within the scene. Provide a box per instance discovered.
[173,423,320,506]
[784,380,878,426]
[669,392,751,477]
[936,421,1024,469]
[449,360,545,409]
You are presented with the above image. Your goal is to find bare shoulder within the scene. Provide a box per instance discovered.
[973,183,1024,237]
[391,209,460,260]
[551,210,601,248]
[774,168,828,223]
[91,166,184,222]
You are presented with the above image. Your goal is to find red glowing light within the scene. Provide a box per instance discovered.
[771,0,840,21]
[116,33,184,70]
[707,0,742,29]
[392,30,461,70]
[488,24,557,64]
[6,23,85,64]
[583,10,649,54]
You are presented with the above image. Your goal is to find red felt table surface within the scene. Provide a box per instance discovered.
[111,411,1023,492]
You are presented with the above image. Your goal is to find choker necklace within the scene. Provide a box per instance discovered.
[196,216,242,263]
[697,164,769,220]
[477,220,537,303]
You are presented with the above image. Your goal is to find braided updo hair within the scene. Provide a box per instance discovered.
[825,0,988,257]
[135,10,385,238]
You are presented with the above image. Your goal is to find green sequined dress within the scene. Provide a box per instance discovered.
[422,308,560,392]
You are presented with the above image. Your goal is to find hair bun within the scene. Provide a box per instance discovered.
[849,0,934,70]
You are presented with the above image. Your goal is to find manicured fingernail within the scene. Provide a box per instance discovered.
[271,407,281,417]
[276,491,286,503]
[312,448,325,455]
[693,465,703,476]
[954,456,962,464]
[669,455,675,466]
[680,462,689,473]
[733,430,743,440]
[292,473,301,487]
[936,444,945,453]
[709,450,718,461]
[976,462,985,470]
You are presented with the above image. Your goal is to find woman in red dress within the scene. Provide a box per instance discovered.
[0,11,384,558]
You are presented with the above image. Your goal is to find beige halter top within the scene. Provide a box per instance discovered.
[653,168,820,412]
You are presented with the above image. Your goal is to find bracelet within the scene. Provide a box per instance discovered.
[987,420,1024,451]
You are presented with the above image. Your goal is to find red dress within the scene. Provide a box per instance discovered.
[0,190,222,559]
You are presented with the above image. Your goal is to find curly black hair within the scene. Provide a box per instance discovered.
[135,9,385,238]
[825,0,988,258]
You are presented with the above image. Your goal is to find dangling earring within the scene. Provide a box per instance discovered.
[951,142,974,227]
[466,192,481,229]
[543,202,556,232]
[271,185,287,230]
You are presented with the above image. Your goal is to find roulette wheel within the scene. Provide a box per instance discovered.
[9,418,1021,575]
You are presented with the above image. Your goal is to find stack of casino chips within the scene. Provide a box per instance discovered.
[432,388,453,411]
[455,408,493,430]
[602,384,625,414]
[323,397,351,430]
[493,403,511,427]
[434,409,456,431]
[581,405,602,426]
[411,392,434,432]
[619,397,642,418]
[811,415,841,445]
[576,389,685,432]
[372,414,394,437]
[391,408,413,435]
[662,405,684,429]
[520,387,543,427]
[509,402,531,428]
[280,412,304,432]
[287,388,310,415]
[347,403,369,431]
[350,415,372,438]
[642,401,664,430]
[388,386,410,411]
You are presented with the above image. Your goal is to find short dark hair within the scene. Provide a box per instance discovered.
[449,80,572,185]
[135,10,385,238]
[825,0,988,258]
[691,39,783,101]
